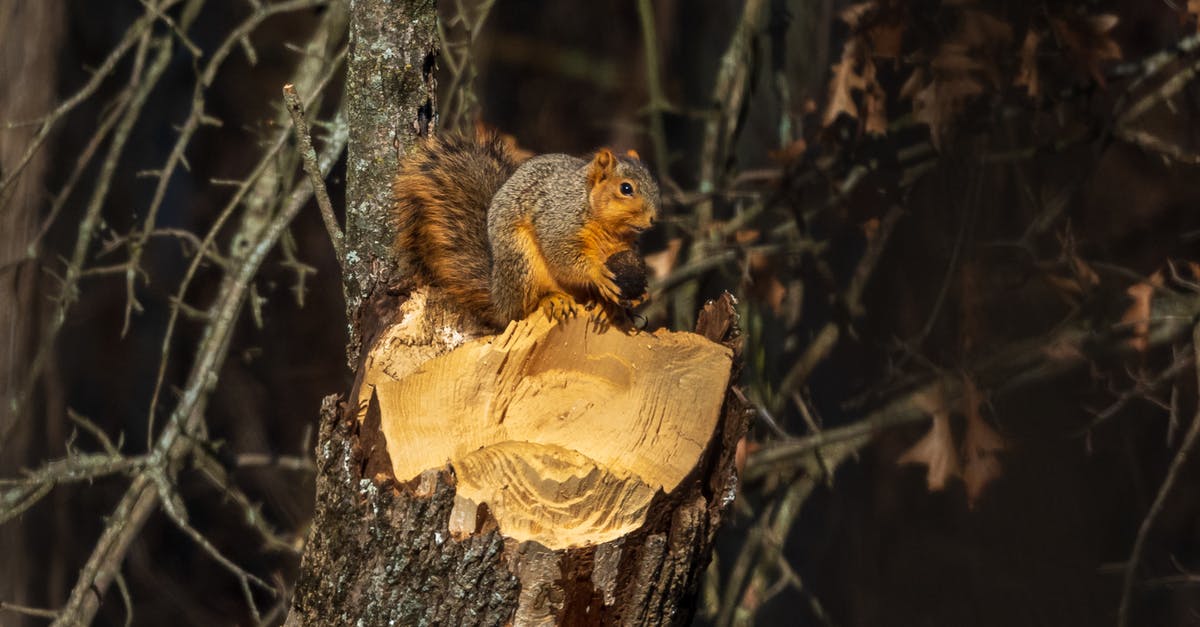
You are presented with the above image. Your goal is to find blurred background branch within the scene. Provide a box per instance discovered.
[4,0,1200,625]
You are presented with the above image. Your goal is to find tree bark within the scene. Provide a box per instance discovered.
[287,293,745,626]
[285,2,748,624]
[340,0,439,364]
[0,2,64,622]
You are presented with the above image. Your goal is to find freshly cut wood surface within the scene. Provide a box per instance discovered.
[359,308,733,549]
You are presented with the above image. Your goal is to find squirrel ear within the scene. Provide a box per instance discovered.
[625,149,640,160]
[587,148,617,187]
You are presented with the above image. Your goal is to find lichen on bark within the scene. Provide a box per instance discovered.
[342,0,439,364]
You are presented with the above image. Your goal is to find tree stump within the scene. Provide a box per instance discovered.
[286,288,746,626]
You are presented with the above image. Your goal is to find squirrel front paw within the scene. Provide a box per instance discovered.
[588,265,624,306]
[538,292,580,323]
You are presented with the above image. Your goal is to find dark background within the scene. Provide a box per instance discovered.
[3,0,1200,625]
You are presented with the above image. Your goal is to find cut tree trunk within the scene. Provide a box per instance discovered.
[286,1,747,623]
[286,289,746,626]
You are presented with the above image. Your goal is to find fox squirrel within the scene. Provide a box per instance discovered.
[393,132,660,328]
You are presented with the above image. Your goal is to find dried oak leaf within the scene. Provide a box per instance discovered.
[862,217,881,242]
[899,6,1011,147]
[863,72,889,135]
[739,230,787,315]
[825,38,867,126]
[960,377,1004,508]
[1188,0,1200,32]
[1041,230,1101,301]
[768,138,808,164]
[824,2,893,136]
[901,61,983,148]
[643,238,683,282]
[1123,270,1164,353]
[1050,13,1122,86]
[957,8,1013,85]
[839,2,874,28]
[1015,30,1041,99]
[899,385,961,491]
[841,1,906,59]
[1042,338,1085,365]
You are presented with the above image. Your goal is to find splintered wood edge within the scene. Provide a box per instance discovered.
[360,309,733,550]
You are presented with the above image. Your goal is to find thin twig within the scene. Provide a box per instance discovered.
[1076,349,1195,435]
[7,0,205,447]
[0,0,173,203]
[0,453,147,524]
[773,205,904,414]
[0,601,60,620]
[145,41,348,448]
[283,83,346,267]
[1116,322,1200,627]
[50,108,348,627]
[749,289,1200,481]
[120,0,331,336]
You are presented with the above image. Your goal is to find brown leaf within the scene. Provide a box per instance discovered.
[824,38,870,127]
[960,377,1004,507]
[734,229,761,246]
[839,2,874,28]
[1041,232,1101,300]
[746,247,787,315]
[1015,30,1041,99]
[823,32,889,135]
[1042,338,1085,364]
[861,217,881,242]
[958,9,1013,54]
[1124,282,1153,353]
[868,22,906,60]
[1123,271,1164,353]
[899,386,962,491]
[863,73,888,135]
[902,60,983,148]
[1050,13,1122,86]
[930,42,986,74]
[897,7,1014,147]
[768,138,808,164]
[643,238,683,282]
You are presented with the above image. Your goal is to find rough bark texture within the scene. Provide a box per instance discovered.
[289,1,748,623]
[287,292,747,626]
[342,0,439,363]
[286,396,522,626]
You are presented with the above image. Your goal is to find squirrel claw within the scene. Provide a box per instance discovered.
[587,305,613,332]
[538,292,579,323]
[586,303,637,333]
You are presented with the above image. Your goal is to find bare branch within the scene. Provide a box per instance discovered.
[283,83,346,267]
[1116,322,1200,627]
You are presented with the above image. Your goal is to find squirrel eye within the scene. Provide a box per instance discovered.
[619,182,634,196]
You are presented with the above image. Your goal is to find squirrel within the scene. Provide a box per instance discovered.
[393,132,660,328]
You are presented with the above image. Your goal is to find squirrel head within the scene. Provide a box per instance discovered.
[586,148,660,242]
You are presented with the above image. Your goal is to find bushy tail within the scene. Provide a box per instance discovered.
[393,132,520,321]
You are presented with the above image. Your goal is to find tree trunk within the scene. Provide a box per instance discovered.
[0,2,64,622]
[284,2,747,624]
[287,291,745,626]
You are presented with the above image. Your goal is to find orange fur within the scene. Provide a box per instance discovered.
[578,151,656,305]
[514,218,572,317]
[396,138,655,327]
[392,133,521,322]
